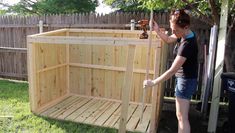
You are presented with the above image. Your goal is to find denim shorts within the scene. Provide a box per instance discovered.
[175,77,198,100]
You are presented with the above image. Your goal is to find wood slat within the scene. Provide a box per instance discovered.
[84,101,113,124]
[114,104,138,128]
[94,102,121,126]
[65,99,97,121]
[103,103,122,127]
[48,97,83,117]
[37,95,151,133]
[57,97,91,120]
[40,96,77,116]
[27,36,159,46]
[135,106,152,132]
[126,105,144,130]
[74,100,107,122]
[70,63,154,74]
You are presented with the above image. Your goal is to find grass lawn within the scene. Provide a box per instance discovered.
[0,79,135,133]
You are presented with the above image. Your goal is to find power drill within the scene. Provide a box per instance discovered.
[138,19,149,39]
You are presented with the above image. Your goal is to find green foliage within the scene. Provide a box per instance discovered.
[6,0,99,15]
[103,0,145,12]
[103,0,234,25]
[0,9,7,15]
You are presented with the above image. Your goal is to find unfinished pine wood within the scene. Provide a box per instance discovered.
[39,95,151,132]
[27,42,38,112]
[84,101,113,124]
[94,102,121,126]
[28,29,167,133]
[57,97,92,120]
[66,31,70,94]
[149,41,163,133]
[28,36,160,47]
[119,45,136,133]
[69,63,154,74]
[114,104,138,128]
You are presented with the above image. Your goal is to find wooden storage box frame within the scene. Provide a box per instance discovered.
[27,29,167,132]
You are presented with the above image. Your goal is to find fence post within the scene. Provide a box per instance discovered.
[39,20,43,33]
[130,19,135,31]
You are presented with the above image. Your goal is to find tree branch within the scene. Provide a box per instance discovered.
[181,0,214,26]
[208,0,220,25]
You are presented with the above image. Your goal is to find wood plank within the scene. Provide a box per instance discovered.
[65,99,97,121]
[150,40,163,133]
[92,45,105,97]
[84,101,113,124]
[94,102,121,126]
[74,99,107,122]
[48,96,83,117]
[78,45,86,95]
[0,46,27,51]
[66,31,70,94]
[126,105,143,130]
[103,103,122,127]
[28,28,68,37]
[84,45,92,96]
[27,42,38,112]
[68,29,158,35]
[132,46,143,102]
[119,45,136,133]
[37,94,71,113]
[27,36,159,46]
[114,104,138,129]
[57,97,91,120]
[40,96,77,116]
[104,45,115,98]
[135,106,152,132]
[37,63,67,73]
[70,63,154,74]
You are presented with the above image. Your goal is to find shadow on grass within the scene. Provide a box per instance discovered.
[39,115,137,133]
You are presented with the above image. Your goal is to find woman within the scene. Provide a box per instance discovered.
[143,9,198,133]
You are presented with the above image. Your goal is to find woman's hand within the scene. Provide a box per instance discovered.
[152,20,160,32]
[143,79,155,89]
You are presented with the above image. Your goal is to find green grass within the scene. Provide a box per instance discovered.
[0,79,135,133]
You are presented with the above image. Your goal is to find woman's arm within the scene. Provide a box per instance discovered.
[143,55,186,88]
[153,20,177,44]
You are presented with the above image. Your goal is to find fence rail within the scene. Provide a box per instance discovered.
[0,12,215,101]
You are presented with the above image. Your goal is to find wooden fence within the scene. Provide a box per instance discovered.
[0,12,212,100]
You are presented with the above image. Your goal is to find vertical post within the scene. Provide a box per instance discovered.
[39,20,43,33]
[149,40,164,133]
[66,31,70,94]
[201,25,218,116]
[130,19,135,31]
[140,9,154,123]
[118,45,136,133]
[27,39,38,112]
[208,0,229,132]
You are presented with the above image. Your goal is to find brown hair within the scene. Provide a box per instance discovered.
[170,9,190,28]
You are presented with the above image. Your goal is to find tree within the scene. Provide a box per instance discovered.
[1,0,99,15]
[104,0,235,71]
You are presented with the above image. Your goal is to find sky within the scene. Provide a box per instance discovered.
[2,0,113,14]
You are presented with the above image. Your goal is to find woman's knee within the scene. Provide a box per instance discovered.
[176,111,188,122]
[176,111,182,121]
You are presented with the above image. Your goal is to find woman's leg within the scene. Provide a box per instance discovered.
[175,97,190,133]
